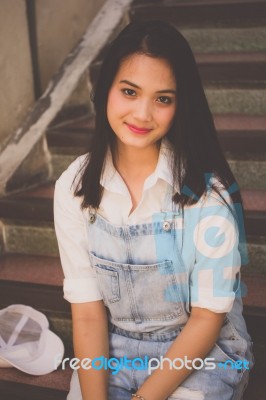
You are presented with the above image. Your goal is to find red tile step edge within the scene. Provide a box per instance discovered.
[18,183,266,213]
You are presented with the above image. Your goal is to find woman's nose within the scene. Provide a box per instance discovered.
[132,99,153,122]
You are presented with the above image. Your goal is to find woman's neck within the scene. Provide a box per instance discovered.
[114,142,160,179]
[112,142,161,214]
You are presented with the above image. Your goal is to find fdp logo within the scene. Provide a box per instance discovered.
[152,173,248,305]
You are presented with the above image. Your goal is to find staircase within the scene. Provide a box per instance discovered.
[0,0,266,398]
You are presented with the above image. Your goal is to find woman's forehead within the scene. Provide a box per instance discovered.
[114,53,176,90]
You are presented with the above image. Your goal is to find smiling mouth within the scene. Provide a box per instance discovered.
[125,123,152,135]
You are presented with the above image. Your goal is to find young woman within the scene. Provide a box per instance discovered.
[54,20,254,400]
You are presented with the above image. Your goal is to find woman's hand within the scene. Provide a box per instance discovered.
[135,307,226,400]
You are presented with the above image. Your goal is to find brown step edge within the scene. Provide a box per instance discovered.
[0,255,264,400]
[196,52,266,83]
[91,53,266,86]
[0,254,62,286]
[46,112,266,152]
[242,273,266,310]
[0,366,72,400]
[0,253,265,313]
[0,254,69,314]
[21,185,266,212]
[130,0,266,27]
[215,114,266,152]
[47,113,266,134]
[0,183,266,234]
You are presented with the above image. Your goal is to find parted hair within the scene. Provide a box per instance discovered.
[74,20,242,215]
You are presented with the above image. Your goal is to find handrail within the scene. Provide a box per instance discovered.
[0,0,133,195]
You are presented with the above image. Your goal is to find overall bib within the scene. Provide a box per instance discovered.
[68,188,254,400]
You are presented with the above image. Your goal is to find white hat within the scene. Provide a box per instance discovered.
[0,304,64,375]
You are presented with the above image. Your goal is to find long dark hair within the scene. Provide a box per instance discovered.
[74,20,242,215]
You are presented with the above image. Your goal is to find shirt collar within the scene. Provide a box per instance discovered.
[100,138,179,195]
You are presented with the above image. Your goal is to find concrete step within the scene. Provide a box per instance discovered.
[46,113,266,186]
[2,220,58,257]
[91,51,266,87]
[228,156,266,190]
[49,151,266,190]
[2,220,265,273]
[0,185,265,271]
[196,53,266,83]
[47,113,266,154]
[130,0,266,28]
[0,253,265,399]
[205,85,266,116]
[181,27,266,54]
[0,254,265,341]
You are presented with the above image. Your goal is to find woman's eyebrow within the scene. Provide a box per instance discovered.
[119,79,140,89]
[119,80,176,95]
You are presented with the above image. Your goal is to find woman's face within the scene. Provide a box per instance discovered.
[107,53,177,152]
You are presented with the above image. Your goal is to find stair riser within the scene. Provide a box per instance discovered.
[3,223,59,257]
[91,57,266,87]
[228,160,266,190]
[3,223,266,273]
[130,2,266,28]
[247,241,266,275]
[181,28,266,54]
[51,154,266,190]
[205,88,266,116]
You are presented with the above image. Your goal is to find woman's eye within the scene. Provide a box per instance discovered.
[157,96,172,104]
[122,88,136,96]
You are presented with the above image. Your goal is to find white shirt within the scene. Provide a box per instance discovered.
[54,139,241,313]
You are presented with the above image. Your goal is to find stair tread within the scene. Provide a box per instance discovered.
[47,113,266,152]
[0,254,63,286]
[0,365,71,392]
[0,253,265,310]
[12,183,266,213]
[48,114,266,135]
[195,52,266,64]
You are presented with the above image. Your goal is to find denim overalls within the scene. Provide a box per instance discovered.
[67,187,254,400]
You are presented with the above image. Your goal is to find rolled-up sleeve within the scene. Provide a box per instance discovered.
[54,162,103,303]
[190,190,241,313]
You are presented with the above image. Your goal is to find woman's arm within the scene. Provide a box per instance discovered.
[71,300,109,400]
[135,307,225,400]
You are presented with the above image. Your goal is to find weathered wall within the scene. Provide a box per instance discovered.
[0,0,106,192]
[0,0,35,152]
[35,0,106,105]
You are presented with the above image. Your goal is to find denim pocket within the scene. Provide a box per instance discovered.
[90,253,184,325]
[94,264,120,304]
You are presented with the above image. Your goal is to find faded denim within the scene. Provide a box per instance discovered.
[67,188,254,400]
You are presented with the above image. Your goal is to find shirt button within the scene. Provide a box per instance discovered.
[162,221,171,231]
[89,214,96,223]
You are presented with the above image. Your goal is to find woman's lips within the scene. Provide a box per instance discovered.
[125,123,152,135]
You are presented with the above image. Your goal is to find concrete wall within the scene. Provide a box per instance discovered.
[0,0,35,152]
[35,0,106,93]
[0,0,106,191]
